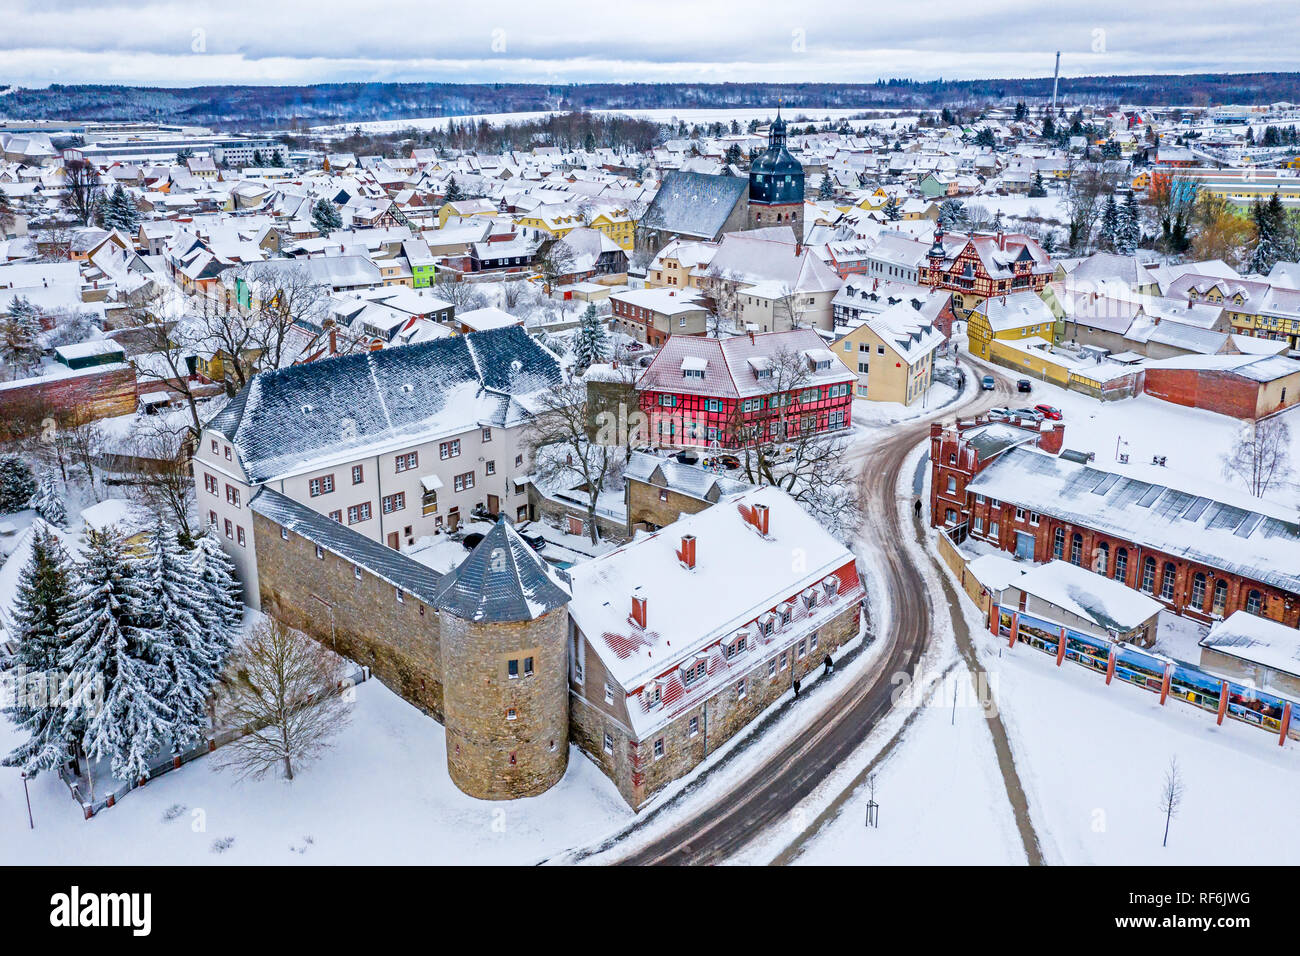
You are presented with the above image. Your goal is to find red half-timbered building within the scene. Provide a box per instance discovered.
[919,226,1053,318]
[636,330,855,448]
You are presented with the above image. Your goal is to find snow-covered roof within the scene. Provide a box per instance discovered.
[1014,560,1163,632]
[1200,610,1300,678]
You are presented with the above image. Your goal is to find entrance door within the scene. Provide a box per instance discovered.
[487,494,500,515]
[1015,531,1035,560]
[387,531,399,550]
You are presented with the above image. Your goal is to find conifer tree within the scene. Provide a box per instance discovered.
[190,524,242,674]
[444,176,464,203]
[1099,195,1120,252]
[570,305,610,372]
[60,526,171,789]
[1,294,44,375]
[30,470,67,528]
[1,524,74,776]
[311,198,343,237]
[1117,193,1141,256]
[0,454,37,513]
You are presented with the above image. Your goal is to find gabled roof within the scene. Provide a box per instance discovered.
[640,170,748,240]
[431,517,571,623]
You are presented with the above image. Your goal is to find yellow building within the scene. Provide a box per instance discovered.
[588,207,637,251]
[437,198,499,227]
[833,300,945,405]
[515,206,584,240]
[967,291,1059,360]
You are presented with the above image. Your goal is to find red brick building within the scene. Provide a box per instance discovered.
[930,418,1300,627]
[636,329,855,448]
[1141,354,1300,421]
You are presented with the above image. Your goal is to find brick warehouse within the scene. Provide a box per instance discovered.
[1141,354,1300,421]
[246,481,862,809]
[930,418,1300,627]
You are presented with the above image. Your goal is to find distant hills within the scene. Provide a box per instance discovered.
[4,74,1300,130]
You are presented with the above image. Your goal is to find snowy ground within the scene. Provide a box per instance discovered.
[0,679,632,865]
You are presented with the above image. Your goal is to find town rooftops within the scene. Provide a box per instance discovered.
[205,325,563,484]
[1200,611,1300,679]
[624,450,749,501]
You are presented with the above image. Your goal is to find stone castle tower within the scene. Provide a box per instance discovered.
[434,517,573,800]
[748,107,805,234]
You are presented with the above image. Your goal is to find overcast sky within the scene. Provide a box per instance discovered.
[2,0,1298,88]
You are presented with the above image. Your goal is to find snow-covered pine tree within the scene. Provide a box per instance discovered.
[190,524,242,675]
[311,198,343,237]
[1117,193,1141,257]
[1099,195,1119,252]
[60,525,172,788]
[1249,197,1277,274]
[570,305,610,372]
[140,519,219,747]
[1,523,74,776]
[30,470,67,528]
[0,454,37,513]
[1,294,44,375]
[444,176,464,202]
[817,175,834,201]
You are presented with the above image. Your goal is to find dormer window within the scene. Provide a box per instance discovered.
[723,630,749,660]
[682,659,707,686]
[801,587,818,610]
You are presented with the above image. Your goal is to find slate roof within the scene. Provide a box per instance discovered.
[641,171,748,240]
[205,325,563,483]
[624,451,750,500]
[431,517,571,623]
[249,487,443,603]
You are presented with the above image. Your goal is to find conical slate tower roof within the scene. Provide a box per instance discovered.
[433,517,571,623]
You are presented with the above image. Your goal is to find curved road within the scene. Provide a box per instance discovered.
[616,361,1019,865]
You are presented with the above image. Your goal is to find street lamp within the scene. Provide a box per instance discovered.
[21,771,33,830]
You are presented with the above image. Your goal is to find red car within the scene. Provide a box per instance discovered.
[1034,403,1063,420]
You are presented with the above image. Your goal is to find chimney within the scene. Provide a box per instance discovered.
[753,503,770,536]
[1037,422,1065,456]
[678,534,696,570]
[748,330,755,344]
[631,595,647,629]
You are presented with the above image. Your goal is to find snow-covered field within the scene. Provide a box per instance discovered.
[0,679,632,865]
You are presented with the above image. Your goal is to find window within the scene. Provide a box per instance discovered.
[1141,557,1156,593]
[508,659,519,679]
[689,716,699,737]
[973,516,984,533]
[515,455,523,467]
[1191,572,1207,608]
[329,509,342,523]
[1053,528,1065,560]
[736,679,747,700]
[683,660,707,685]
[225,484,241,507]
[1095,542,1109,576]
[395,588,405,604]
[1161,563,1176,601]
[481,427,492,442]
[485,460,496,476]
[381,492,406,514]
[1246,589,1263,616]
[454,471,475,492]
[768,658,777,678]
[779,652,788,671]
[654,738,665,758]
[236,526,246,547]
[1029,512,1041,526]
[308,475,334,497]
[204,473,217,494]
[1115,548,1128,584]
[315,544,325,559]
[1212,579,1228,615]
[524,656,534,677]
[810,632,819,652]
[946,476,957,494]
[210,439,218,454]
[506,707,517,721]
[351,465,364,485]
[990,520,999,537]
[209,510,218,527]
[1015,508,1026,521]
[797,639,807,659]
[1070,533,1083,566]
[224,445,232,461]
[659,489,668,502]
[604,683,614,705]
[603,733,614,755]
[395,451,419,472]
[439,440,460,460]
[353,564,362,580]
[280,525,289,541]
[224,519,233,539]
[347,502,372,524]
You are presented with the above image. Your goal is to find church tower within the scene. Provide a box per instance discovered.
[748,107,805,234]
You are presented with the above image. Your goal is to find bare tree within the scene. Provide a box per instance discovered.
[126,415,196,542]
[1159,755,1184,848]
[723,348,863,543]
[213,617,352,782]
[434,271,486,312]
[121,284,207,440]
[59,409,106,497]
[235,263,328,374]
[536,240,577,295]
[500,277,526,310]
[702,268,745,337]
[62,159,103,226]
[1221,418,1291,497]
[527,381,626,544]
[1063,156,1123,253]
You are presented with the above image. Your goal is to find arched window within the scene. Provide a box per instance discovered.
[1053,527,1065,560]
[1141,556,1156,593]
[1212,579,1228,615]
[1070,533,1083,566]
[1191,573,1207,609]
[1161,562,1176,601]
[1246,590,1263,616]
[1095,542,1110,576]
[1114,548,1128,584]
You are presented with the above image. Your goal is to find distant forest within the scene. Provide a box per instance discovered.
[4,74,1300,129]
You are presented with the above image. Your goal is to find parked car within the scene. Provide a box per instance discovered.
[988,406,1011,418]
[1017,378,1032,393]
[1012,407,1044,422]
[981,375,996,391]
[675,450,700,465]
[705,454,742,470]
[1034,403,1063,420]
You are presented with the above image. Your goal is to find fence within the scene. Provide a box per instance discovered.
[994,607,1299,744]
[60,663,370,819]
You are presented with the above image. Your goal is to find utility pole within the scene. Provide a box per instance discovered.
[1052,51,1061,114]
